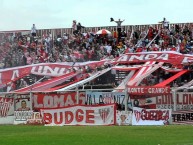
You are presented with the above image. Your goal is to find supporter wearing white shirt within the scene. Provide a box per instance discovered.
[104,44,112,56]
[63,33,68,40]
[162,18,169,29]
[159,38,164,46]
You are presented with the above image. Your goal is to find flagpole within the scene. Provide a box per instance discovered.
[29,90,32,110]
[124,84,128,112]
[76,85,79,105]
[172,90,177,111]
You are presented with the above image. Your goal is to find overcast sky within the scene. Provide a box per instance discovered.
[0,0,192,31]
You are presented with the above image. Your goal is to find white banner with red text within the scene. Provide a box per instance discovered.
[132,107,172,125]
[40,104,116,126]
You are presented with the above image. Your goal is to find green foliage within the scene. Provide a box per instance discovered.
[0,125,192,145]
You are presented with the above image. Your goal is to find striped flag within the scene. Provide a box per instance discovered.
[0,97,13,117]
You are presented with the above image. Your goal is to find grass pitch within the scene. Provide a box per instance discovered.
[0,125,192,145]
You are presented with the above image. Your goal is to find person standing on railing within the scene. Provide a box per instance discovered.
[31,24,37,36]
[72,20,77,35]
[111,18,125,42]
[31,24,37,42]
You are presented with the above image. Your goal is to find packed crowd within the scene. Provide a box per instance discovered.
[0,19,193,91]
[0,19,193,69]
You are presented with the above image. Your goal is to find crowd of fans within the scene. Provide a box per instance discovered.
[0,20,193,68]
[0,18,193,91]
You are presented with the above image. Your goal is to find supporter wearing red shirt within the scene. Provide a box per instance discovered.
[179,42,186,53]
[136,47,143,52]
[18,39,23,46]
[147,26,155,40]
[73,50,84,60]
[170,45,176,51]
[37,46,48,63]
[30,41,37,50]
[151,44,159,51]
[86,47,94,60]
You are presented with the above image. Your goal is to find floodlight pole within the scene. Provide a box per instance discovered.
[29,90,33,110]
[124,86,128,112]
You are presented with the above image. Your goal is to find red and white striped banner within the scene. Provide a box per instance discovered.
[0,97,14,117]
[127,61,157,86]
[0,61,109,87]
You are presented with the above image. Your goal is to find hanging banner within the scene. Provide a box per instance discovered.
[85,91,126,106]
[130,92,193,110]
[40,104,116,126]
[0,64,70,85]
[172,110,193,123]
[14,110,33,121]
[131,97,157,109]
[116,110,132,125]
[15,94,31,111]
[128,86,171,95]
[14,111,43,125]
[26,112,43,125]
[132,107,172,125]
[1,51,192,86]
[156,92,193,110]
[0,97,14,117]
[116,51,193,64]
[33,92,86,109]
[0,61,108,85]
[14,72,79,93]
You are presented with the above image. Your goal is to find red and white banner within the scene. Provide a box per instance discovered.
[116,51,193,64]
[131,92,193,110]
[155,70,188,87]
[131,97,157,109]
[127,61,158,86]
[0,64,72,85]
[0,97,14,117]
[14,72,79,93]
[0,61,108,86]
[33,92,86,109]
[156,92,193,110]
[128,86,171,95]
[40,104,116,126]
[132,107,172,125]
